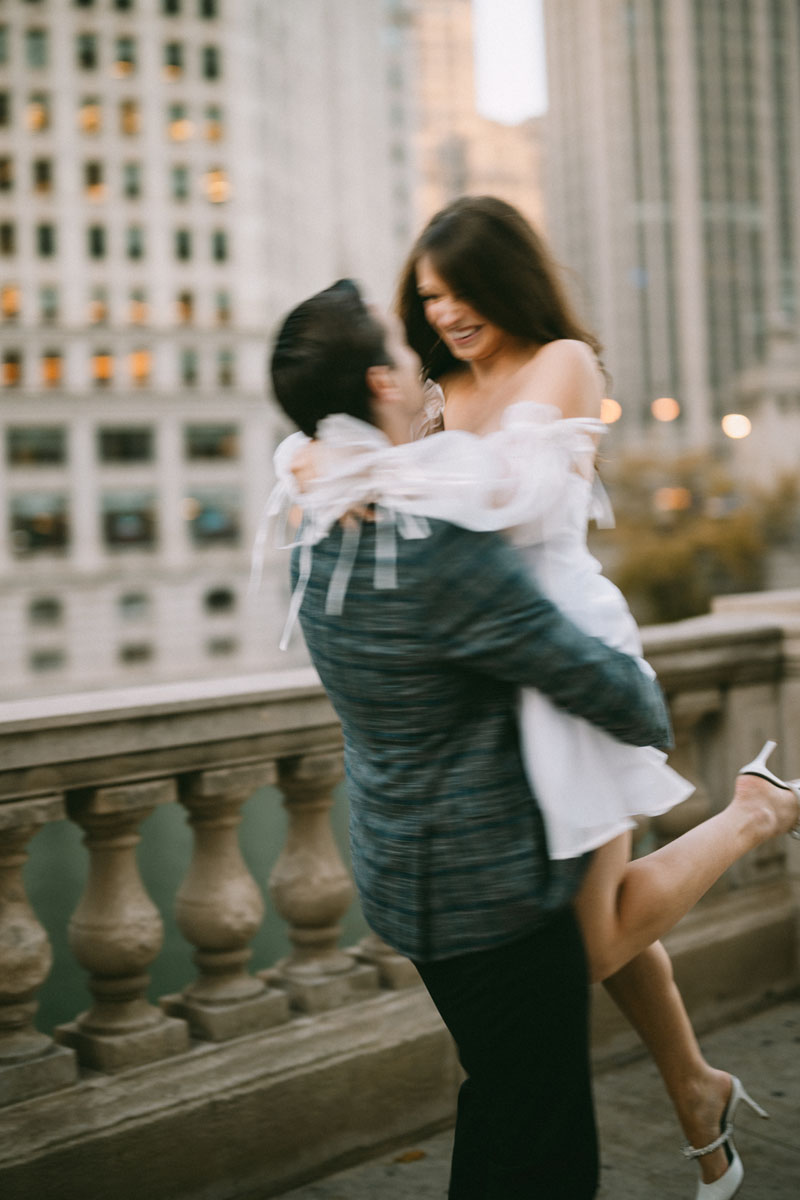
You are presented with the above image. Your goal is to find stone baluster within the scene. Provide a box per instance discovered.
[267,753,378,1012]
[55,781,189,1072]
[0,796,78,1106]
[352,932,420,990]
[162,764,289,1040]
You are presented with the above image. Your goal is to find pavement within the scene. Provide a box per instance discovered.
[280,997,800,1199]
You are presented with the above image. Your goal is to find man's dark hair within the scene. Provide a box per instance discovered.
[270,279,393,437]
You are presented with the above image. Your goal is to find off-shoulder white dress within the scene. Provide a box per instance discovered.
[264,391,693,860]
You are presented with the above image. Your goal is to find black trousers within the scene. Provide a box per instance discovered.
[415,906,598,1199]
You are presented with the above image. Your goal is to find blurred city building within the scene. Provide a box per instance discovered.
[412,0,544,228]
[542,0,800,452]
[0,0,416,699]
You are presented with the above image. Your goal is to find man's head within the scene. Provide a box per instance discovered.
[270,279,423,442]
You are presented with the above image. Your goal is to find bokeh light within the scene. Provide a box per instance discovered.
[601,397,622,424]
[651,396,680,422]
[721,413,752,439]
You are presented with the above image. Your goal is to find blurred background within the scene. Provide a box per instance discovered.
[1,0,799,702]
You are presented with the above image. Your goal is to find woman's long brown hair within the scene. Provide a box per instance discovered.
[396,195,603,380]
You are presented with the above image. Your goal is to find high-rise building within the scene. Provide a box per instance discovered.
[0,0,416,699]
[543,0,800,450]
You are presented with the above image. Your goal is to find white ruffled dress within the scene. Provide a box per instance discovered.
[262,394,693,860]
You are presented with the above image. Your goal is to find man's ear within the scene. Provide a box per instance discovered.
[366,364,396,406]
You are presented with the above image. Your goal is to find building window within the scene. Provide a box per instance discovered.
[11,493,69,555]
[215,289,231,324]
[103,491,157,550]
[0,222,16,255]
[176,290,194,322]
[126,225,145,260]
[207,637,237,657]
[74,1,96,7]
[114,0,134,11]
[217,349,234,387]
[119,643,154,665]
[119,99,140,135]
[98,427,153,463]
[201,45,221,80]
[84,160,106,202]
[87,224,106,258]
[40,285,58,323]
[0,158,13,192]
[171,164,189,201]
[204,104,223,141]
[123,161,142,198]
[79,97,102,134]
[41,351,62,388]
[88,285,108,324]
[27,92,50,132]
[204,586,235,613]
[26,29,49,69]
[113,37,136,76]
[199,0,219,18]
[76,33,98,71]
[92,350,114,386]
[168,103,192,141]
[129,348,151,385]
[129,288,148,323]
[0,93,11,127]
[7,427,66,465]
[164,42,183,79]
[184,489,241,547]
[119,592,150,621]
[30,648,67,673]
[32,159,53,194]
[180,347,198,385]
[175,228,192,260]
[204,166,229,204]
[37,223,56,257]
[185,424,238,459]
[2,351,22,386]
[29,596,63,627]
[2,284,20,321]
[211,230,228,262]
[162,0,181,13]
[0,26,7,67]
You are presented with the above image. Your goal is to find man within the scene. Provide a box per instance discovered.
[269,279,672,1199]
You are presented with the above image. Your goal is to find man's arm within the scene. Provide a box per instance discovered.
[422,523,672,749]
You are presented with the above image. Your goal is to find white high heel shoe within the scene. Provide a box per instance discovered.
[738,740,800,839]
[682,1075,769,1199]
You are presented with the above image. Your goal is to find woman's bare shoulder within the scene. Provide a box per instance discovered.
[520,339,603,419]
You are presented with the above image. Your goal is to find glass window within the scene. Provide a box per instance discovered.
[11,493,69,555]
[201,45,221,80]
[126,225,144,260]
[27,93,50,132]
[176,290,194,322]
[119,99,140,135]
[29,596,63,627]
[217,349,234,386]
[30,648,66,673]
[204,104,223,141]
[103,491,157,550]
[79,97,102,134]
[129,288,148,323]
[199,0,219,17]
[185,424,238,459]
[163,0,181,13]
[129,348,151,385]
[119,643,154,664]
[171,164,189,201]
[215,290,231,324]
[119,592,150,621]
[76,33,98,71]
[168,103,192,141]
[41,350,62,388]
[123,161,142,198]
[92,350,114,386]
[36,223,56,257]
[184,489,241,547]
[164,42,183,78]
[114,0,134,10]
[7,427,66,465]
[204,167,229,204]
[87,225,106,258]
[114,37,136,76]
[0,222,16,255]
[211,229,228,262]
[204,587,235,613]
[0,157,13,192]
[40,285,58,323]
[207,637,237,656]
[88,285,108,324]
[2,350,22,386]
[98,427,153,463]
[74,1,96,8]
[26,29,49,69]
[32,159,53,194]
[175,228,192,260]
[0,93,11,127]
[0,27,8,67]
[2,284,20,321]
[85,160,105,202]
[180,346,198,384]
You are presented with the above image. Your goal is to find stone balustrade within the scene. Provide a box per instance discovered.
[1,596,799,1200]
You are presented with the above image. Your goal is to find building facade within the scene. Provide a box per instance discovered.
[0,0,416,698]
[542,0,800,450]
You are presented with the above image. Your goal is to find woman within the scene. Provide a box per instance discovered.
[391,197,796,1198]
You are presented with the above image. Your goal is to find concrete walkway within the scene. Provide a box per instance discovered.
[281,997,800,1198]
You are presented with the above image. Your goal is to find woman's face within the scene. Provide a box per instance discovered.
[415,255,510,364]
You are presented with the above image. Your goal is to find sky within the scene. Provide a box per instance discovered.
[472,0,547,124]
